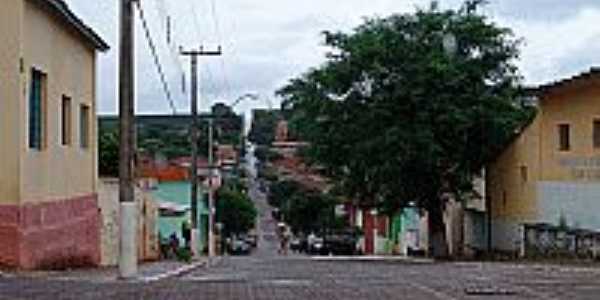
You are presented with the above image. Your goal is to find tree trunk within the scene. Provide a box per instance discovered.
[428,201,448,259]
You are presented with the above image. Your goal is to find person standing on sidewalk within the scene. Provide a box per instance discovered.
[281,226,291,255]
[182,221,191,249]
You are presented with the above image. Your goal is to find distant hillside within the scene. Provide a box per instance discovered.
[99,109,243,160]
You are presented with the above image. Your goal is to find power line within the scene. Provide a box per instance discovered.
[189,0,222,107]
[135,0,177,114]
[207,0,233,102]
[152,0,187,94]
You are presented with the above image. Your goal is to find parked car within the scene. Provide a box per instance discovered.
[229,239,251,255]
[323,232,359,255]
[308,237,325,255]
[271,209,281,221]
[243,233,258,248]
[290,237,302,252]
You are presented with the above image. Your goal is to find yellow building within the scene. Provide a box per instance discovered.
[0,0,108,269]
[487,68,600,252]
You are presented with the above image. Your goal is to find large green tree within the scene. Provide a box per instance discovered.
[277,1,534,257]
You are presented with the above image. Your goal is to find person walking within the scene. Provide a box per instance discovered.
[281,226,291,255]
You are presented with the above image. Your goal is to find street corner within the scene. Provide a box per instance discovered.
[138,258,214,283]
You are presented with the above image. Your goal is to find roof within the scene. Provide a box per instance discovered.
[31,0,109,51]
[532,67,600,95]
[171,156,210,168]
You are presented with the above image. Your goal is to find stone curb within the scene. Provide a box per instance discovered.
[140,259,210,283]
[310,255,434,264]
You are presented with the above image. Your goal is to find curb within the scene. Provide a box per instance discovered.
[141,260,208,283]
[310,255,434,264]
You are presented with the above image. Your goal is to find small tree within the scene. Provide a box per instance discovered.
[99,129,119,177]
[216,187,257,237]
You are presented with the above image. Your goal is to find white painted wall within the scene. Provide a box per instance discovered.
[538,181,600,230]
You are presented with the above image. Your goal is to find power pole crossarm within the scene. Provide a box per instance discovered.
[180,46,223,57]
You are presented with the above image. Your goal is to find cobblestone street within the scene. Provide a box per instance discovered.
[3,175,600,299]
[4,256,600,299]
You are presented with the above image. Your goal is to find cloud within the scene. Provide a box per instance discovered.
[488,0,600,21]
[494,7,600,85]
[65,0,600,114]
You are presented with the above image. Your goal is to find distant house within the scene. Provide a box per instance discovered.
[0,0,108,269]
[487,68,600,254]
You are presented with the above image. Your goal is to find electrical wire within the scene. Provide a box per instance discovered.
[152,0,187,95]
[135,1,177,114]
[189,0,222,107]
[208,0,234,102]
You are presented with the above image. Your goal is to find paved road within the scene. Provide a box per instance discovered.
[3,151,600,299]
[248,170,280,258]
[5,256,600,299]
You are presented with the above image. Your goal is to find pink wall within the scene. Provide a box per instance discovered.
[0,194,101,269]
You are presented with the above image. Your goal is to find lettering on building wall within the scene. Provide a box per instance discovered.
[560,157,600,180]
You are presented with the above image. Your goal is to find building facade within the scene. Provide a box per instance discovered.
[487,69,600,253]
[0,0,108,268]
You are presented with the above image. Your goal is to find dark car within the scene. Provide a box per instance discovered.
[307,237,325,255]
[323,230,359,255]
[290,236,303,252]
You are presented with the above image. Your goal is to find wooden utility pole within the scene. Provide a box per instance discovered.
[180,46,222,258]
[118,0,137,279]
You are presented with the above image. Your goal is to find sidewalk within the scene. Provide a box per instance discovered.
[7,258,212,283]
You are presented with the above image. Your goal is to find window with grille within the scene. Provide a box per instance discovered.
[29,69,46,150]
[80,104,90,149]
[558,124,570,151]
[593,120,600,149]
[61,96,72,145]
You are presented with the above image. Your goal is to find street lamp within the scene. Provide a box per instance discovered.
[442,32,458,57]
[232,93,260,108]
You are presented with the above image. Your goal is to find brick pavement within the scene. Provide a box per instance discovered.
[3,173,600,299]
[4,255,600,299]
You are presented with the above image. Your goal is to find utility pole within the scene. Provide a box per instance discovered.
[118,0,137,279]
[208,117,216,258]
[180,46,222,258]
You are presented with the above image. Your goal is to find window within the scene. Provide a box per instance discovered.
[594,120,600,149]
[80,104,90,149]
[29,69,46,149]
[61,96,72,145]
[558,124,570,151]
[520,165,528,183]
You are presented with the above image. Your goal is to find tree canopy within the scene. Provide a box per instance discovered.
[268,180,340,234]
[98,129,119,177]
[216,186,257,237]
[277,1,534,256]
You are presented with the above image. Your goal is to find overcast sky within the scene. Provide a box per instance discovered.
[65,0,600,115]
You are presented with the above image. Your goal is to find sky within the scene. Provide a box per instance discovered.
[65,0,600,116]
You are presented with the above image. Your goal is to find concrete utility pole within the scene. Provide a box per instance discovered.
[207,117,216,258]
[118,0,137,279]
[180,46,222,258]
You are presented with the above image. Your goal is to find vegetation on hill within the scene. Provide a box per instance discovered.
[98,107,244,173]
